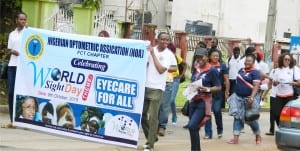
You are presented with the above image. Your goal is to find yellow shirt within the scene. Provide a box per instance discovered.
[172,55,182,77]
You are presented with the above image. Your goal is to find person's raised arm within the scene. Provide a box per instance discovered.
[148,46,167,74]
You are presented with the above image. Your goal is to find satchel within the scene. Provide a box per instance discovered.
[181,101,189,116]
[0,61,8,79]
[245,107,260,122]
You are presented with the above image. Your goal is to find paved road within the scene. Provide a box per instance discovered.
[0,110,279,151]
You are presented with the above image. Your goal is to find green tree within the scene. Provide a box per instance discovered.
[0,0,22,61]
[81,0,102,10]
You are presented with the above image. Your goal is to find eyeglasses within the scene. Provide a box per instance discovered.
[284,58,291,61]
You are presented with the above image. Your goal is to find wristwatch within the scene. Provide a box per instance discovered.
[206,87,211,92]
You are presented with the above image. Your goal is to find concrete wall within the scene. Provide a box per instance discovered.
[171,0,300,43]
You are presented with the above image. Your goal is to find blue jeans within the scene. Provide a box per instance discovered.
[170,77,180,122]
[232,95,261,135]
[158,82,173,129]
[233,118,260,135]
[7,66,17,122]
[188,101,205,151]
[204,96,223,137]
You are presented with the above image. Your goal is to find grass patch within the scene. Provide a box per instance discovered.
[175,79,190,107]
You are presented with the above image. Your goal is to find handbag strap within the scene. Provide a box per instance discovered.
[293,67,295,81]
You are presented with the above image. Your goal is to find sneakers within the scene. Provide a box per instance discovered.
[143,143,155,151]
[265,132,274,136]
[218,134,223,139]
[144,146,154,151]
[172,117,177,125]
[158,128,165,136]
[183,124,188,129]
[143,143,150,149]
[203,136,212,139]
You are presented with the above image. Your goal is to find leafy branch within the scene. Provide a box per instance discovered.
[81,0,102,10]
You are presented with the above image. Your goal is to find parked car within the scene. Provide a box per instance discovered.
[276,99,300,151]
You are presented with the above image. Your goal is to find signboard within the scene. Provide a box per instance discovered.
[13,28,147,148]
[290,36,300,66]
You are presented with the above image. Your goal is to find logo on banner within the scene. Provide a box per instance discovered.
[25,35,44,60]
[105,115,138,138]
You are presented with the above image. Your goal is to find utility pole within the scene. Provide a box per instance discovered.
[141,0,145,33]
[125,0,128,22]
[264,0,277,61]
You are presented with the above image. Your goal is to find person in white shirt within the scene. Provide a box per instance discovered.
[264,62,278,136]
[142,32,177,151]
[272,53,300,125]
[227,47,241,95]
[2,12,27,129]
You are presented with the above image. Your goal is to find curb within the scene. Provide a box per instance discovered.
[0,105,270,114]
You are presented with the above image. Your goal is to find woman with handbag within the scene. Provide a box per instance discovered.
[271,53,300,127]
[187,48,221,151]
[227,53,262,145]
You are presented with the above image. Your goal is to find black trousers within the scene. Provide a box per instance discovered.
[273,96,294,127]
[269,96,276,133]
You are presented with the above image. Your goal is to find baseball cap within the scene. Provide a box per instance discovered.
[195,48,208,56]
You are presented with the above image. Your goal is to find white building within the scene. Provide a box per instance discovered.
[101,0,300,43]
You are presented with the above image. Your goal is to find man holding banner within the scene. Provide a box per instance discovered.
[2,12,27,129]
[142,32,177,151]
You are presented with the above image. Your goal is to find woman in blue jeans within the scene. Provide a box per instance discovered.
[227,53,262,144]
[203,49,229,139]
[188,48,221,151]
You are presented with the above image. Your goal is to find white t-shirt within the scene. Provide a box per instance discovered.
[7,28,24,66]
[258,61,269,74]
[227,56,241,80]
[269,68,278,97]
[273,66,300,97]
[145,46,177,91]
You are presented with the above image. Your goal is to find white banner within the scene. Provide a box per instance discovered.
[13,28,147,148]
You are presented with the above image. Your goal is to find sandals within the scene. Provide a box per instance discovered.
[256,135,262,145]
[227,139,238,144]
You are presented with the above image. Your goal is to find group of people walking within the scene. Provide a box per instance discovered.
[143,31,300,151]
